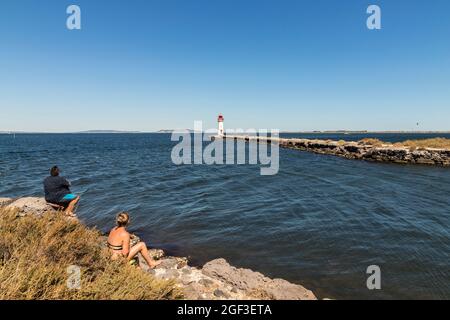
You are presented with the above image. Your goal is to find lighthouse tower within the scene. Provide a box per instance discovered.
[217,114,224,137]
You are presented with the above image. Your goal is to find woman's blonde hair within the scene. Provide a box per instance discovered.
[116,212,130,227]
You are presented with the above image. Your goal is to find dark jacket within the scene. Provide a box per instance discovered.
[43,176,71,203]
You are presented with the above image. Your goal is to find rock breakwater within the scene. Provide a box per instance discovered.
[224,136,450,166]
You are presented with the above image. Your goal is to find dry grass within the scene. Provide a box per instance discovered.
[358,137,450,150]
[0,208,182,300]
[358,138,384,147]
[393,138,450,150]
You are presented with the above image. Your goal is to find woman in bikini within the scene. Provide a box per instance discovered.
[107,212,160,268]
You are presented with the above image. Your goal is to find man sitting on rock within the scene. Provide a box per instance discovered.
[43,166,79,217]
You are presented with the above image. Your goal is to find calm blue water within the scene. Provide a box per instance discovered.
[1,133,449,300]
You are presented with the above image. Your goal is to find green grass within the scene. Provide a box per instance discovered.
[0,208,182,300]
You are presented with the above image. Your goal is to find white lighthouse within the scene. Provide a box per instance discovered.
[217,114,224,137]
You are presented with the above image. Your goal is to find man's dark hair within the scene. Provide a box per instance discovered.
[50,166,59,177]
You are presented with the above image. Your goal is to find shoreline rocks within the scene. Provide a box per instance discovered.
[143,256,316,300]
[0,197,317,300]
[201,258,316,300]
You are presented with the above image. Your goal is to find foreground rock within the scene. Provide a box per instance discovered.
[142,256,316,300]
[4,197,57,216]
[202,259,316,300]
[1,197,317,300]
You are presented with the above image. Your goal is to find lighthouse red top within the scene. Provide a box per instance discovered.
[218,114,224,122]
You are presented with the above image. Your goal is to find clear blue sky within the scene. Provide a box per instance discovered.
[0,0,449,132]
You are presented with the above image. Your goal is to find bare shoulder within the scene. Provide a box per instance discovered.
[118,228,131,238]
[107,228,117,240]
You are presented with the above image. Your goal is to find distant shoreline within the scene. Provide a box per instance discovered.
[282,131,450,134]
[2,130,450,135]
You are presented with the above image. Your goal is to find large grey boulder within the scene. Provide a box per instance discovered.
[202,258,316,300]
[5,197,55,216]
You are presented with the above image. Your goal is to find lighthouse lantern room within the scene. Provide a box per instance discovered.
[217,114,224,137]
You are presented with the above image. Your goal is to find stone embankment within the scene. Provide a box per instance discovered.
[223,135,450,166]
[0,197,317,300]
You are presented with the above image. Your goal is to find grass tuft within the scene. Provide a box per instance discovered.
[0,208,182,300]
[358,138,384,147]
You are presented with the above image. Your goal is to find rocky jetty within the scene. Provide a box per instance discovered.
[0,197,316,300]
[225,136,450,166]
[281,139,450,166]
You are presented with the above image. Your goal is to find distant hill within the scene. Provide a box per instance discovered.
[157,129,196,133]
[0,131,25,134]
[76,130,142,134]
[156,130,175,133]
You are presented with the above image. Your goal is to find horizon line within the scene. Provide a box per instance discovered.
[2,130,450,134]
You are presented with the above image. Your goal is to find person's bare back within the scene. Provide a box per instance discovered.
[107,212,159,268]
